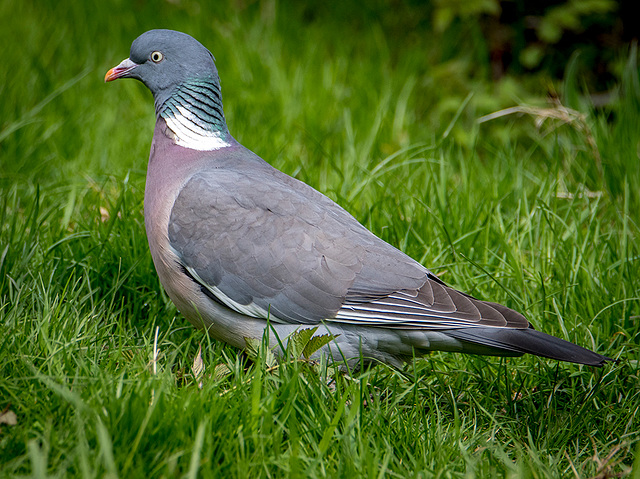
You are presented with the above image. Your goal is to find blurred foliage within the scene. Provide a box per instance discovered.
[292,0,633,91]
[430,0,623,78]
[478,0,627,87]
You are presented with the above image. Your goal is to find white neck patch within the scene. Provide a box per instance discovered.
[164,104,231,151]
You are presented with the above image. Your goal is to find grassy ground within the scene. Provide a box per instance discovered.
[1,0,639,477]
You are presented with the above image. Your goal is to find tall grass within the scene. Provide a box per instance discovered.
[1,0,638,477]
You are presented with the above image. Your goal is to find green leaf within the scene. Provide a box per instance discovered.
[244,336,277,368]
[212,363,232,382]
[520,45,544,69]
[243,337,261,362]
[302,333,337,360]
[287,327,318,358]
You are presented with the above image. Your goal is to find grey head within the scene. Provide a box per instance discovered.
[106,29,229,146]
[106,30,218,110]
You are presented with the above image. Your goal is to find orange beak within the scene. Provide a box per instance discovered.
[105,58,137,82]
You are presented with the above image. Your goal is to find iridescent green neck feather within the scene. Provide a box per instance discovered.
[160,79,232,151]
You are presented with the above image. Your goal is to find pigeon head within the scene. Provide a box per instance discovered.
[106,30,231,150]
[106,29,219,110]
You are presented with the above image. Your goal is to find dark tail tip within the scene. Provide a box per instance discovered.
[447,328,613,366]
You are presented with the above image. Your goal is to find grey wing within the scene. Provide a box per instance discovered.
[169,168,529,330]
[168,169,413,323]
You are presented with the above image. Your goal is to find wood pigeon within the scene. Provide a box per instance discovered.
[105,29,611,368]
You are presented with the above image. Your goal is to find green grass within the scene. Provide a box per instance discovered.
[1,0,639,477]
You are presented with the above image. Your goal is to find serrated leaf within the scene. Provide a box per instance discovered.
[302,333,336,359]
[244,337,261,361]
[287,327,318,357]
[263,347,278,369]
[212,363,232,381]
[244,336,277,368]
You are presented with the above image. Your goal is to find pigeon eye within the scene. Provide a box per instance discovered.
[150,51,164,63]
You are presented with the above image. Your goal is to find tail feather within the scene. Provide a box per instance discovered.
[445,327,612,366]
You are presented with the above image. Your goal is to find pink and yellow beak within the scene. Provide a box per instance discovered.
[104,58,137,82]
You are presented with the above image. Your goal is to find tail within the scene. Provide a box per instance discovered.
[445,327,613,366]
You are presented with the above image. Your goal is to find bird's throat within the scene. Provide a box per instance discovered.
[159,79,231,151]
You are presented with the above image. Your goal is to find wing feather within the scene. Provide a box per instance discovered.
[169,159,529,332]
